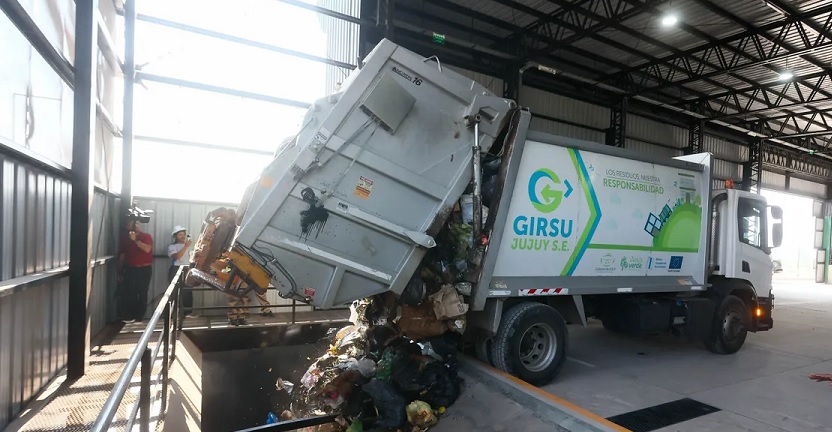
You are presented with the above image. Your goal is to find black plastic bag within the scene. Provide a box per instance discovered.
[390,356,425,396]
[481,156,502,176]
[400,274,426,306]
[366,325,399,354]
[482,174,497,208]
[362,378,407,429]
[419,362,461,408]
[422,334,461,368]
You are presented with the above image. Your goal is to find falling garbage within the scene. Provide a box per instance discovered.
[276,378,295,394]
[262,154,507,431]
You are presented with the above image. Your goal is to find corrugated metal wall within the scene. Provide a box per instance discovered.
[790,177,827,198]
[0,153,118,429]
[762,171,787,190]
[445,66,505,95]
[530,116,606,143]
[134,197,314,317]
[0,158,71,280]
[0,277,69,429]
[520,86,610,130]
[625,138,683,159]
[628,114,686,149]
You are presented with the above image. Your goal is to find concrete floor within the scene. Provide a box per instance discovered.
[544,278,832,432]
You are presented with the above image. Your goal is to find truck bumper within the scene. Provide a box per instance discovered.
[755,294,774,331]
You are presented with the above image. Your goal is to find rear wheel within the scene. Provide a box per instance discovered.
[490,302,567,385]
[705,295,749,354]
[474,333,493,365]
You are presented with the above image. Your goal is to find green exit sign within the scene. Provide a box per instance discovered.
[433,32,446,44]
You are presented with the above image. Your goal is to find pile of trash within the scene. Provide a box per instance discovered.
[267,154,504,431]
[270,292,466,431]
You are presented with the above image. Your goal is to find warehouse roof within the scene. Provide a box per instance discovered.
[387,0,832,173]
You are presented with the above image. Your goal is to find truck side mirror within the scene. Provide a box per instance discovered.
[772,222,783,248]
[770,206,783,219]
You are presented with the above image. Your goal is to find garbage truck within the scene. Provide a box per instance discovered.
[188,39,783,385]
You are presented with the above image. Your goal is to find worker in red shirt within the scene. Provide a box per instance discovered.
[118,218,154,322]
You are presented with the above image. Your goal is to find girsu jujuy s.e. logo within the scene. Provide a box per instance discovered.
[511,168,576,252]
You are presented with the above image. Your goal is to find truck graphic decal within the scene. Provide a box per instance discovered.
[562,149,601,276]
[493,141,704,278]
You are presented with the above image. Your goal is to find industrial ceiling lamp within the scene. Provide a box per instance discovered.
[661,14,678,27]
[778,71,794,81]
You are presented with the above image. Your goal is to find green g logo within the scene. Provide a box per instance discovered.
[529,168,573,213]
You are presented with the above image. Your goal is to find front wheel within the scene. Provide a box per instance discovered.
[705,295,749,354]
[490,302,567,385]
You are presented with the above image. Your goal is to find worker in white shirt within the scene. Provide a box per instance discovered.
[168,225,194,317]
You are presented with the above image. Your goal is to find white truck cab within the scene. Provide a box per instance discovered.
[711,187,783,301]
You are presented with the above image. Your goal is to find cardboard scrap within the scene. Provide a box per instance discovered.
[429,285,469,320]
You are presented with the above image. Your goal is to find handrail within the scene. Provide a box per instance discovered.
[90,266,183,432]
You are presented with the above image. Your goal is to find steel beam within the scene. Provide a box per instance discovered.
[68,0,99,380]
[606,97,628,147]
[526,0,667,59]
[122,0,136,210]
[135,135,273,156]
[687,120,704,155]
[626,0,832,95]
[743,137,764,193]
[135,72,311,108]
[769,129,832,140]
[763,0,832,45]
[388,0,832,178]
[137,14,355,70]
[378,0,395,41]
[582,1,832,138]
[500,0,592,42]
[600,2,832,85]
[278,0,372,27]
[0,0,75,87]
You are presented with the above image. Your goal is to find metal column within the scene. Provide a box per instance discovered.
[68,0,99,380]
[121,0,136,212]
[742,138,764,193]
[686,120,704,155]
[378,0,395,41]
[606,97,627,148]
[504,66,520,101]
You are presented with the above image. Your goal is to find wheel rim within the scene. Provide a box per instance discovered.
[519,323,557,373]
[721,309,746,343]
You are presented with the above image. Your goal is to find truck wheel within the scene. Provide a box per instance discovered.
[705,295,749,354]
[474,333,493,365]
[490,302,567,385]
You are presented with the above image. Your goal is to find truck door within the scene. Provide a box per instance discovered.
[734,196,773,298]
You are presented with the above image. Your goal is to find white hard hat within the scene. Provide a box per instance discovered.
[171,225,187,237]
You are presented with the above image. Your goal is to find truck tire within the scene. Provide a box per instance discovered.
[474,334,493,365]
[705,295,749,354]
[490,302,567,385]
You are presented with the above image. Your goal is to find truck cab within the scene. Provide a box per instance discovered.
[709,186,782,332]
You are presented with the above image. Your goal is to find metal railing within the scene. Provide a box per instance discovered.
[183,286,299,323]
[90,266,183,432]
